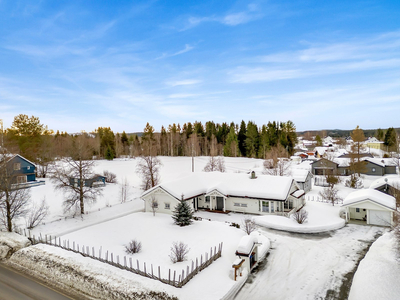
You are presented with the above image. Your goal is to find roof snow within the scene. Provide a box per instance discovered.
[343,189,396,210]
[291,169,311,182]
[236,235,258,255]
[142,172,296,201]
[369,177,400,190]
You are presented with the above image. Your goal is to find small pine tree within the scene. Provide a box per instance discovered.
[172,195,193,226]
[105,145,114,160]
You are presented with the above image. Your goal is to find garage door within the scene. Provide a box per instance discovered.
[369,210,391,226]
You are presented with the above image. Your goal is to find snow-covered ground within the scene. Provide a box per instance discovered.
[235,224,386,300]
[9,212,270,300]
[254,201,345,233]
[3,156,399,300]
[349,231,400,300]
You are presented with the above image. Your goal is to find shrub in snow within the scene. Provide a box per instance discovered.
[292,209,308,224]
[26,197,49,229]
[172,197,193,226]
[345,174,364,189]
[230,222,240,228]
[125,239,142,254]
[241,217,257,235]
[319,186,343,206]
[169,241,190,263]
[103,170,117,183]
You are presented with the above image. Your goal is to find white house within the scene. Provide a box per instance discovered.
[342,189,396,226]
[291,169,313,193]
[141,172,305,215]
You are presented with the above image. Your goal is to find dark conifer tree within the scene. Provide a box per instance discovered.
[172,196,193,227]
[238,120,247,157]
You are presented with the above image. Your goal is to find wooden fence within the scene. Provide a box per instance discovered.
[23,230,222,288]
[306,195,343,205]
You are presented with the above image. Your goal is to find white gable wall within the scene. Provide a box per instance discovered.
[142,188,180,215]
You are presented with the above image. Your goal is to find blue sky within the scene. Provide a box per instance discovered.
[1,0,400,133]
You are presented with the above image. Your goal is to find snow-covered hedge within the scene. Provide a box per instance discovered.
[7,244,178,300]
[0,232,31,259]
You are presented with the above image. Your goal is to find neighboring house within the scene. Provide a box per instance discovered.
[311,157,397,176]
[313,146,335,158]
[338,152,373,159]
[342,189,396,226]
[69,174,106,188]
[365,137,384,150]
[141,172,305,215]
[291,169,313,193]
[1,154,37,187]
[369,177,400,197]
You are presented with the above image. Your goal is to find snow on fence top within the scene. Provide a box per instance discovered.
[142,172,295,201]
[342,189,396,210]
[236,235,258,255]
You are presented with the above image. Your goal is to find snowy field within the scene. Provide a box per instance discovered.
[3,156,399,300]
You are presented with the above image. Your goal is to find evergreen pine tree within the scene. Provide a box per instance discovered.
[238,120,247,157]
[105,145,114,160]
[172,196,193,226]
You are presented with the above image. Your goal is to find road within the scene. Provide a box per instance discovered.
[0,263,76,300]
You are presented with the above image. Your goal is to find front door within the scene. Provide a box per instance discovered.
[216,197,224,210]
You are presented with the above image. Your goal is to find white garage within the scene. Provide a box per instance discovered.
[342,189,396,227]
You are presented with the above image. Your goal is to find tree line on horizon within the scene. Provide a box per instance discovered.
[1,115,298,167]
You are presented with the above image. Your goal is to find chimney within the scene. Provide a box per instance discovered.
[251,171,256,179]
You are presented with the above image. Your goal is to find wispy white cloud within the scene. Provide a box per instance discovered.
[167,79,202,87]
[156,44,194,60]
[179,3,262,30]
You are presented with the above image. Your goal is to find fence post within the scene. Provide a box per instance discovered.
[169,269,171,284]
[173,271,176,285]
[137,259,139,271]
[158,266,160,280]
[130,257,132,269]
[111,253,113,263]
[124,256,127,267]
[117,255,119,265]
[106,251,108,262]
[151,264,153,277]
[144,262,146,274]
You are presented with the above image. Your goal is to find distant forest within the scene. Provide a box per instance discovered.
[2,115,297,166]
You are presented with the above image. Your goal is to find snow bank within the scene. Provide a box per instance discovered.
[7,244,179,300]
[343,189,396,210]
[0,232,31,259]
[349,232,400,300]
[254,201,345,233]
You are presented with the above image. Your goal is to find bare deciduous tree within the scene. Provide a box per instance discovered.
[169,241,190,263]
[263,145,291,176]
[150,195,158,216]
[120,177,130,203]
[136,156,162,191]
[319,185,343,206]
[51,134,103,215]
[203,156,226,172]
[0,153,31,232]
[292,209,308,224]
[103,170,117,183]
[26,197,49,229]
[241,216,257,235]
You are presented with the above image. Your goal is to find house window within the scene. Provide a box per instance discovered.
[17,176,27,184]
[270,202,275,213]
[356,208,360,213]
[165,203,170,209]
[234,203,240,207]
[240,203,247,207]
[372,168,376,173]
[262,201,269,212]
[205,196,210,203]
[14,163,21,170]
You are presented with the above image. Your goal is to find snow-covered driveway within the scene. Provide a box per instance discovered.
[235,225,385,300]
